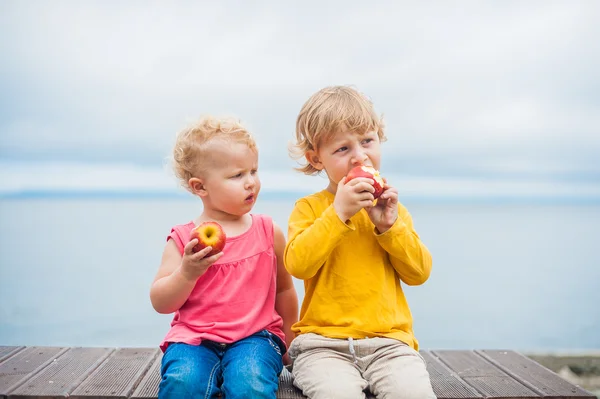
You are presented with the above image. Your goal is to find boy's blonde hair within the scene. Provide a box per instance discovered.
[172,116,257,192]
[290,85,386,175]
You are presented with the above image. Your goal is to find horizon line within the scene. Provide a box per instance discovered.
[1,189,599,205]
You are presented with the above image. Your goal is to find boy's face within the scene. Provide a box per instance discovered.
[306,130,382,193]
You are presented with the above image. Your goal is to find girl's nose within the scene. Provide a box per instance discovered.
[245,175,256,188]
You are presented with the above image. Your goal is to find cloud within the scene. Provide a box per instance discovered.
[0,1,599,184]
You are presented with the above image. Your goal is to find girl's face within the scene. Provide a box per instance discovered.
[193,139,260,220]
[307,130,381,194]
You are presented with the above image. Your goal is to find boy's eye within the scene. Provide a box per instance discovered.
[231,173,242,178]
[334,146,347,153]
[251,169,258,175]
[362,138,373,145]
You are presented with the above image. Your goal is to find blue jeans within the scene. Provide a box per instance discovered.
[159,330,284,399]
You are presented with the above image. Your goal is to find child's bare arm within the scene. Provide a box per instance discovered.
[150,239,222,314]
[273,223,299,364]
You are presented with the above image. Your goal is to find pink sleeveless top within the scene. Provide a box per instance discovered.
[159,214,285,352]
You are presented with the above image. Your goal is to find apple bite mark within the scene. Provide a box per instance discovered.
[344,165,386,199]
[190,221,227,256]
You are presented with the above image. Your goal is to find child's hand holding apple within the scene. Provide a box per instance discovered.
[179,222,226,282]
[365,180,399,234]
[334,165,385,222]
[190,222,226,255]
[342,165,398,233]
[345,165,385,198]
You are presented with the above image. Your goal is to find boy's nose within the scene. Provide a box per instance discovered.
[351,150,368,165]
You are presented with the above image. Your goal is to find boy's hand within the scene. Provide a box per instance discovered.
[334,176,376,222]
[179,239,223,282]
[367,183,399,233]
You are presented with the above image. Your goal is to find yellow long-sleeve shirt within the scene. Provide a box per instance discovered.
[284,190,432,350]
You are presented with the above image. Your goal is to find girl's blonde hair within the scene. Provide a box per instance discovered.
[172,116,257,192]
[290,85,386,175]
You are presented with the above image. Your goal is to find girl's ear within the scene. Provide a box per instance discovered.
[305,150,324,170]
[189,177,208,197]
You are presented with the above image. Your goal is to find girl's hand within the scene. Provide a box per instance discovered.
[333,176,376,222]
[179,239,224,282]
[283,352,292,366]
[367,184,399,233]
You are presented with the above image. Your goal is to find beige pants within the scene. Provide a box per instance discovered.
[288,333,436,399]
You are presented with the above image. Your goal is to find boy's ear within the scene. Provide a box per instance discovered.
[305,150,324,171]
[189,177,208,197]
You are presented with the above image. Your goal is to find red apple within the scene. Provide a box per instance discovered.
[189,222,226,256]
[344,165,386,199]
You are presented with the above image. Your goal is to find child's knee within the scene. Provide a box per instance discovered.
[303,382,367,399]
[228,380,278,399]
[159,355,218,398]
[158,371,210,398]
[376,379,436,399]
[223,357,280,398]
[222,367,279,399]
[293,368,368,399]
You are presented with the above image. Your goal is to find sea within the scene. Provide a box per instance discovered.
[1,196,599,352]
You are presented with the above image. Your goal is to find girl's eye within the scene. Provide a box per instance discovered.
[251,169,258,175]
[334,146,347,153]
[232,173,242,178]
[362,138,373,145]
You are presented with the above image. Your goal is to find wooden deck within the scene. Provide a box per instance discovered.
[0,346,595,398]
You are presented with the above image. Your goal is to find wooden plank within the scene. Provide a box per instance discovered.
[129,353,161,399]
[477,350,596,398]
[0,348,25,364]
[128,358,370,399]
[277,367,306,399]
[433,350,541,398]
[0,347,593,399]
[0,347,68,398]
[70,348,159,399]
[7,347,113,399]
[130,357,310,399]
[421,351,483,399]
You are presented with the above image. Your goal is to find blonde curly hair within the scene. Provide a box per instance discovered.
[172,116,257,192]
[290,85,386,175]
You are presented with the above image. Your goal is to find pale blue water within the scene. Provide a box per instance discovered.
[0,197,598,352]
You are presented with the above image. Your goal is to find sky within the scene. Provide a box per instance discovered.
[1,1,599,200]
